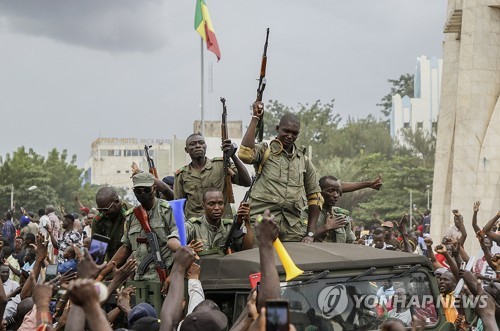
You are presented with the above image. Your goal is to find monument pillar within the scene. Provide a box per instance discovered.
[432,0,500,254]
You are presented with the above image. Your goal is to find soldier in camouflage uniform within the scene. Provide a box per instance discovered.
[313,175,356,243]
[168,188,252,255]
[101,172,177,281]
[238,102,322,243]
[174,133,251,219]
[92,187,132,261]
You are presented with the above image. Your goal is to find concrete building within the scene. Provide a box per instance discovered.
[390,55,443,141]
[82,137,185,188]
[432,0,500,254]
[82,120,246,190]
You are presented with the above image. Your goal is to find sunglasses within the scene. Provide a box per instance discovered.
[133,186,154,195]
[96,200,118,212]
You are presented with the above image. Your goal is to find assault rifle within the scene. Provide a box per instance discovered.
[255,28,270,143]
[134,206,168,283]
[221,174,258,254]
[144,145,159,179]
[220,97,236,204]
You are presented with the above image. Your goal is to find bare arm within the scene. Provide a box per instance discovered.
[483,210,500,233]
[154,178,174,201]
[240,102,263,151]
[64,305,85,331]
[240,203,254,251]
[341,175,382,193]
[96,244,131,280]
[472,201,481,233]
[231,153,252,187]
[256,210,281,311]
[160,247,195,331]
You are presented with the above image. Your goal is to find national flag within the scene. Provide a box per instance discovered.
[194,0,221,61]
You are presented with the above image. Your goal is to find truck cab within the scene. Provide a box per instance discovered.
[198,242,454,330]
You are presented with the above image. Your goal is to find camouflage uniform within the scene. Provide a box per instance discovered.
[239,141,321,242]
[92,202,131,261]
[121,199,177,281]
[174,158,240,219]
[169,215,242,255]
[315,207,356,243]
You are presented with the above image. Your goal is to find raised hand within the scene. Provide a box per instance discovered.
[77,248,107,280]
[435,244,447,255]
[473,201,481,212]
[256,210,279,245]
[237,202,251,224]
[370,174,383,191]
[67,279,99,308]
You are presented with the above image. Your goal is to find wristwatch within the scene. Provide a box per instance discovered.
[306,231,314,237]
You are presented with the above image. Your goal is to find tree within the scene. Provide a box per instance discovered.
[0,147,123,215]
[325,115,393,159]
[378,74,414,117]
[395,128,436,167]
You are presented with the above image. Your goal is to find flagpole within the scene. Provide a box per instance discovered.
[200,38,205,136]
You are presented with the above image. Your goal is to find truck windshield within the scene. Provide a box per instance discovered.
[280,271,439,331]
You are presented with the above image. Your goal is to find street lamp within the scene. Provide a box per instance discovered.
[426,185,431,210]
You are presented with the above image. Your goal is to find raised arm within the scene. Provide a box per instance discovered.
[341,174,382,193]
[256,210,281,311]
[472,201,481,233]
[160,247,196,331]
[453,210,467,247]
[240,101,263,151]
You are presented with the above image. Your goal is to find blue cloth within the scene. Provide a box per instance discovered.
[57,259,77,274]
[2,219,16,248]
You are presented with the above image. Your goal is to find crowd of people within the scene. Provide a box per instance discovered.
[0,101,498,330]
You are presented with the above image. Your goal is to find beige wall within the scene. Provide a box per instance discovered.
[432,0,500,254]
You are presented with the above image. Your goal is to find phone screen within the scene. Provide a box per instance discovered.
[89,234,110,264]
[249,272,261,289]
[266,300,289,331]
[46,264,58,282]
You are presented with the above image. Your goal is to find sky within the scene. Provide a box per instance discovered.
[0,0,447,167]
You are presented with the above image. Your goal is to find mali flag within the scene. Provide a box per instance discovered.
[194,0,221,61]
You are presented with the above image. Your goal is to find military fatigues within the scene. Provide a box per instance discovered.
[92,203,131,261]
[174,157,240,219]
[169,215,243,255]
[122,199,177,281]
[315,207,356,243]
[240,141,321,242]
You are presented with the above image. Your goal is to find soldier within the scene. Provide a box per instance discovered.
[238,102,322,243]
[167,187,253,255]
[313,176,356,243]
[174,133,251,219]
[100,172,177,282]
[92,187,131,261]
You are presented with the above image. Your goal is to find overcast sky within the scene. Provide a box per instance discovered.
[0,0,447,167]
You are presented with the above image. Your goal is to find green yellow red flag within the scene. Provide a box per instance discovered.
[194,0,221,61]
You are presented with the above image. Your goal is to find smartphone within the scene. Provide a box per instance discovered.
[46,264,58,282]
[266,300,289,331]
[89,234,111,264]
[249,272,261,289]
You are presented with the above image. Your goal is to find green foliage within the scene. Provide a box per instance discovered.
[395,128,436,167]
[0,147,125,216]
[325,115,393,159]
[350,153,433,224]
[378,74,415,117]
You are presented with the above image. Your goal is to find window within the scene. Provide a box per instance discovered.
[117,170,121,174]
[100,149,122,157]
[124,150,145,157]
[403,122,410,128]
[417,122,423,129]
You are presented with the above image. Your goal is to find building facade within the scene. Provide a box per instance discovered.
[390,55,443,141]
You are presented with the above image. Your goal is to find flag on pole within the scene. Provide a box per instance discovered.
[195,0,221,61]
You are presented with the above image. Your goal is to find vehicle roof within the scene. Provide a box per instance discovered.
[199,242,432,290]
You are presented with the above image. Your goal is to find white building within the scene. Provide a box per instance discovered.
[390,55,443,141]
[82,137,186,188]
